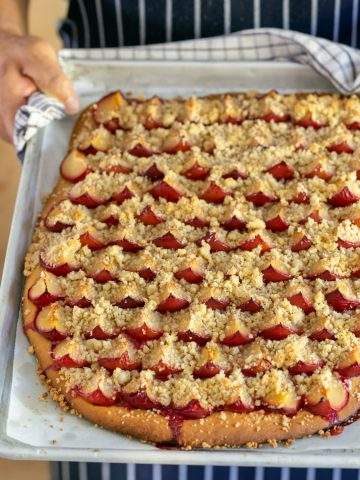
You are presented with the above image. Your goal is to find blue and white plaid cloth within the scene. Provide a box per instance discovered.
[14,28,360,159]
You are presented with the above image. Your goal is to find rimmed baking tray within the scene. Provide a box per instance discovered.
[1,59,360,466]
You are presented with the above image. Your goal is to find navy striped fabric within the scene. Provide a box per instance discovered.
[59,0,359,49]
[53,2,360,479]
[52,464,360,480]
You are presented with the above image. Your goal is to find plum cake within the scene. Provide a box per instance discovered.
[23,90,360,448]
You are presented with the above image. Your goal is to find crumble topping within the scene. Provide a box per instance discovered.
[25,90,360,415]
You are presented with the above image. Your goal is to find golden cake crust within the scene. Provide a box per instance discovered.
[22,279,360,447]
[22,90,360,448]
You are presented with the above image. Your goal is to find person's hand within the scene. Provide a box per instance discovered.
[0,30,79,143]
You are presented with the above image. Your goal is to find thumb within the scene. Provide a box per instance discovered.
[21,40,79,114]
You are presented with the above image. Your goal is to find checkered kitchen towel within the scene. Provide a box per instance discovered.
[14,27,360,158]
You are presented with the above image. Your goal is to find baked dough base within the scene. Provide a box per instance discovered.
[23,268,360,448]
[21,99,360,448]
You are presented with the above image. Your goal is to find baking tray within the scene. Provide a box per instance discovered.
[1,59,360,466]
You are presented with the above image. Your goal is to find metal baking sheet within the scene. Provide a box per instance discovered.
[1,59,360,465]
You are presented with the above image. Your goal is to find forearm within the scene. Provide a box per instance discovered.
[0,0,29,35]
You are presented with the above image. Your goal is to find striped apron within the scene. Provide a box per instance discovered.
[56,1,360,478]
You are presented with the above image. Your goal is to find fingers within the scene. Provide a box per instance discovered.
[21,38,79,114]
[0,116,11,143]
[0,35,80,143]
[0,63,36,143]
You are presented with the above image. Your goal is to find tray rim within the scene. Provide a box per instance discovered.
[0,60,359,464]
